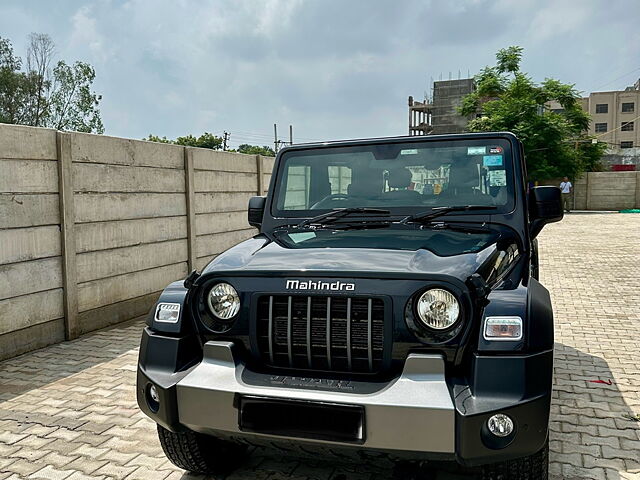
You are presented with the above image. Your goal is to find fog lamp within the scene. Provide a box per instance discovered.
[207,283,240,320]
[487,414,514,437]
[146,384,160,413]
[149,385,159,403]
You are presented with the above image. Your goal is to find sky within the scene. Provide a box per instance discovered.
[1,0,639,148]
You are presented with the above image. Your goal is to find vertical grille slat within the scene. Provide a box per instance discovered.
[306,296,312,368]
[346,297,352,371]
[287,296,293,367]
[268,296,274,364]
[367,298,373,372]
[326,297,332,370]
[257,294,385,374]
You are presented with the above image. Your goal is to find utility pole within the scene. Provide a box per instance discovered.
[274,123,294,153]
[222,131,230,151]
[274,123,279,153]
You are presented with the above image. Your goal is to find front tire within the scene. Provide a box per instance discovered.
[157,425,247,475]
[481,439,548,480]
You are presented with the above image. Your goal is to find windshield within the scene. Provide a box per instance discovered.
[273,138,515,216]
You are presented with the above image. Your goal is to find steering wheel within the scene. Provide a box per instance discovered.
[310,194,350,209]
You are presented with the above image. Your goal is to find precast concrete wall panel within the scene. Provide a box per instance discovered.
[0,126,64,359]
[69,132,190,335]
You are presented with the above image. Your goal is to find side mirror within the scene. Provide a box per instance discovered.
[529,186,563,238]
[248,196,266,229]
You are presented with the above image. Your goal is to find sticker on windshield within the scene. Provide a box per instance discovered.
[400,149,418,155]
[467,146,486,155]
[288,232,316,244]
[488,170,507,186]
[489,146,503,154]
[483,155,503,166]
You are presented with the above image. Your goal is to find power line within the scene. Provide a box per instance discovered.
[595,112,640,138]
[223,129,323,142]
[591,66,640,92]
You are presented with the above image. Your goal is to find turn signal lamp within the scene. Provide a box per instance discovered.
[483,317,523,341]
[155,303,180,323]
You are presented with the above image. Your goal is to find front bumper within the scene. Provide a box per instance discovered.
[137,329,551,466]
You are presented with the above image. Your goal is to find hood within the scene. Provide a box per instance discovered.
[201,226,520,285]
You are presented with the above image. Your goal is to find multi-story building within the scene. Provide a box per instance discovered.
[550,79,640,169]
[583,81,640,151]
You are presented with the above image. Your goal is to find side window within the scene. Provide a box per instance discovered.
[283,165,311,209]
[328,166,352,194]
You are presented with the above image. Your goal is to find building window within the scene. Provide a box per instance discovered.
[551,108,565,114]
[621,102,634,113]
[594,122,607,133]
[595,104,608,114]
[620,141,634,148]
[621,121,634,131]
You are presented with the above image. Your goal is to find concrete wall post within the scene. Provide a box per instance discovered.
[184,147,197,271]
[56,132,80,340]
[256,154,264,195]
[585,172,592,211]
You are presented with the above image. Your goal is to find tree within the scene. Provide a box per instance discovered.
[144,132,224,150]
[237,144,275,156]
[25,33,54,127]
[460,46,605,180]
[0,37,32,125]
[0,34,104,133]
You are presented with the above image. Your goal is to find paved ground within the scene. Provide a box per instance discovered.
[0,213,639,480]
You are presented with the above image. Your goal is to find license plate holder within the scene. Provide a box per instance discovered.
[238,395,365,444]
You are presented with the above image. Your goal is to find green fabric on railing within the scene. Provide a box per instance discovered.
[619,209,640,213]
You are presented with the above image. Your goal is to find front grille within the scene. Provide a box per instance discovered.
[256,295,385,373]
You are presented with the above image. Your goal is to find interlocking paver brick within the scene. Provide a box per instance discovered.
[124,466,170,480]
[28,466,74,480]
[0,213,638,479]
[3,459,45,477]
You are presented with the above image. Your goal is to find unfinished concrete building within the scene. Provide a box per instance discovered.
[409,79,475,136]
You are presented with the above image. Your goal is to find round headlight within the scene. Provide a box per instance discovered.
[207,283,240,320]
[416,288,460,330]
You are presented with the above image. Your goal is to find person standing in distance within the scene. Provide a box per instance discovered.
[560,176,572,213]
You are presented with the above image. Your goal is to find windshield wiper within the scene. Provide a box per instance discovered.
[296,207,390,229]
[401,205,497,224]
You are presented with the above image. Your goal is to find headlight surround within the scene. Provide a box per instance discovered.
[206,282,240,320]
[416,288,460,330]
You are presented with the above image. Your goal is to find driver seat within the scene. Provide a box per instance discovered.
[385,167,421,201]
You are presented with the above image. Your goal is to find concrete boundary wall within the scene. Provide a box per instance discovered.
[3,124,639,360]
[572,172,640,211]
[0,124,273,360]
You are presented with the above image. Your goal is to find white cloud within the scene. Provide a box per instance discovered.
[1,0,637,146]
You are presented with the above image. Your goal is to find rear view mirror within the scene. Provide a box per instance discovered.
[248,196,266,229]
[529,186,563,237]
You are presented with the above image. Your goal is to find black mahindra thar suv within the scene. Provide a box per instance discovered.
[137,133,563,479]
